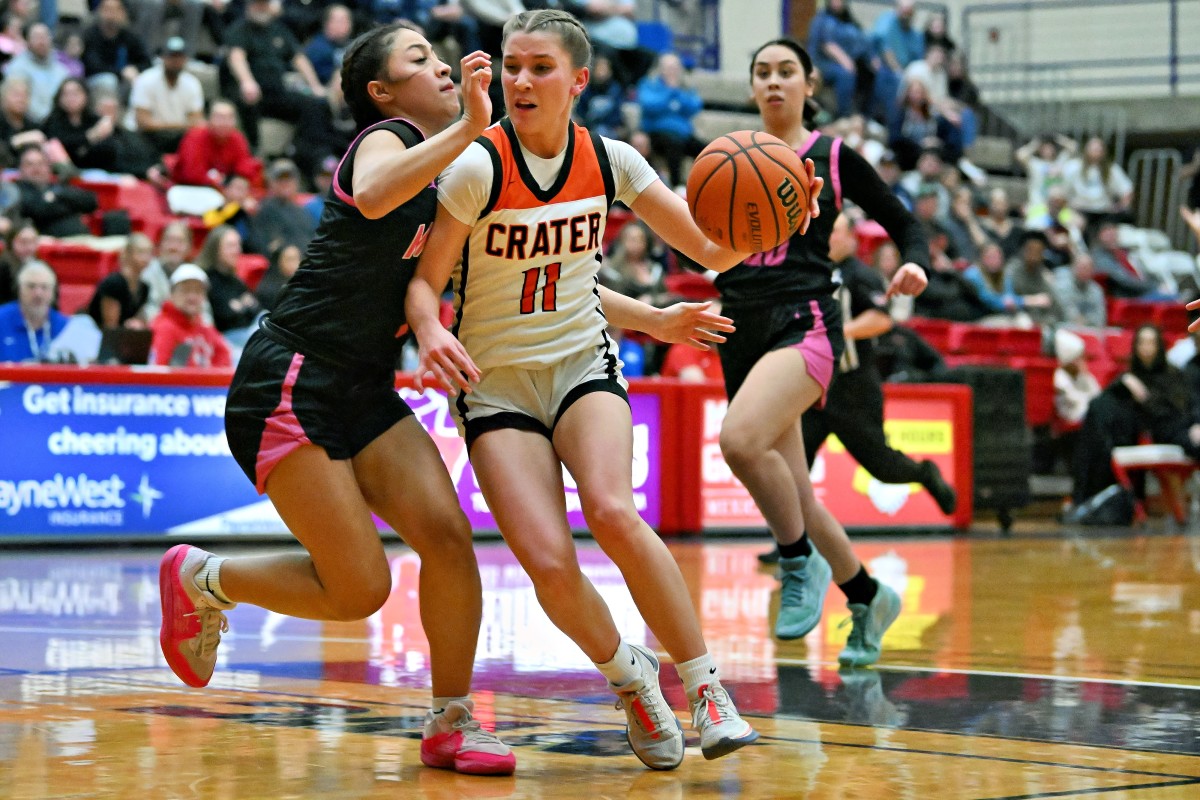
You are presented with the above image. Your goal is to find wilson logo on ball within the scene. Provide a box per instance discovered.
[686,130,809,253]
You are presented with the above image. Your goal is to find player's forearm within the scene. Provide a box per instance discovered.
[844,309,893,341]
[598,285,659,332]
[354,120,484,219]
[405,277,445,340]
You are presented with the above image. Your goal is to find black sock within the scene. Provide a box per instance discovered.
[838,566,878,606]
[777,535,812,559]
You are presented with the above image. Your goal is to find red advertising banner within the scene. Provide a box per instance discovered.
[671,381,973,532]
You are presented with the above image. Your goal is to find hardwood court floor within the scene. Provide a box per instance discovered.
[2,530,1199,799]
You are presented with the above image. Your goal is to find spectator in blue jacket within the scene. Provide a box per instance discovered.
[808,0,875,119]
[636,52,704,188]
[962,242,1025,319]
[575,53,625,139]
[305,5,353,86]
[871,0,924,120]
[0,260,68,362]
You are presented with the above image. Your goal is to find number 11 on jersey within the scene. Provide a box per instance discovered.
[520,262,561,314]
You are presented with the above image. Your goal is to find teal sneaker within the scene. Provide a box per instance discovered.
[775,551,832,640]
[837,583,901,667]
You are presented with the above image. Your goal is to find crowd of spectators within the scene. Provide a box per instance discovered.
[0,0,1198,511]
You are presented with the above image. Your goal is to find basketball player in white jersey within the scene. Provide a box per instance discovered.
[406,9,822,770]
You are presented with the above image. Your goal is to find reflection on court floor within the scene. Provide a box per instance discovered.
[2,534,1200,798]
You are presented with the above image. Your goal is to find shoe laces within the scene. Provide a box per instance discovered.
[693,683,736,729]
[839,605,869,650]
[616,682,672,736]
[779,561,809,607]
[188,606,229,660]
[447,712,505,750]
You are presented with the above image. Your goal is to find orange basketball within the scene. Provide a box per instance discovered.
[686,130,809,253]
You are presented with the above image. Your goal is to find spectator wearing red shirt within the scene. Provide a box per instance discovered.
[150,263,231,367]
[171,100,262,188]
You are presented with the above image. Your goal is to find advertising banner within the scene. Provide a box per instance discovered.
[699,388,970,530]
[400,385,662,532]
[0,372,661,538]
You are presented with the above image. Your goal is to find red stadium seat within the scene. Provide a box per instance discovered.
[603,206,634,250]
[949,324,991,355]
[664,272,719,301]
[1004,328,1044,356]
[1105,329,1134,363]
[57,283,94,315]
[37,243,119,284]
[236,254,269,291]
[1153,303,1188,333]
[905,317,953,352]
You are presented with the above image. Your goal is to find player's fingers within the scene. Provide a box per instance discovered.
[694,314,735,332]
[685,337,712,351]
[1187,298,1200,311]
[691,330,727,344]
[432,352,471,393]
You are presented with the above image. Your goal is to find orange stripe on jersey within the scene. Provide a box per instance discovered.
[482,120,608,211]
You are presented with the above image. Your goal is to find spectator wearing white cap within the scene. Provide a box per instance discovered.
[149,263,231,367]
[1053,329,1100,428]
[130,36,205,155]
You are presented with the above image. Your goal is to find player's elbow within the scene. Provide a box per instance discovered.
[355,189,389,220]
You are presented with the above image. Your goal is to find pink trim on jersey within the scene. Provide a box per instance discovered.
[254,352,311,494]
[830,137,843,210]
[791,300,835,408]
[332,117,424,208]
[795,130,822,158]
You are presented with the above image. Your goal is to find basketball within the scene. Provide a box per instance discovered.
[686,130,810,253]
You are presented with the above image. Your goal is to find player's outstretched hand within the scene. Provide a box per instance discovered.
[886,263,929,298]
[799,158,824,236]
[1187,298,1200,332]
[415,326,480,397]
[649,301,735,351]
[459,51,492,135]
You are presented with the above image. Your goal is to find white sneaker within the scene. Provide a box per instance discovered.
[421,700,516,776]
[158,544,235,688]
[612,644,684,770]
[689,680,759,760]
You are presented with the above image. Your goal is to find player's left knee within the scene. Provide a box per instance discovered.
[582,497,642,540]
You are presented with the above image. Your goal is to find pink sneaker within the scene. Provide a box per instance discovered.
[421,700,516,776]
[159,544,235,688]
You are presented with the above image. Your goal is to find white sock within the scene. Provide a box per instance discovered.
[594,640,642,687]
[194,557,232,604]
[432,695,470,715]
[677,653,719,700]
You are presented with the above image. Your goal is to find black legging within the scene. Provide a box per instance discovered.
[1071,388,1142,504]
[802,365,926,485]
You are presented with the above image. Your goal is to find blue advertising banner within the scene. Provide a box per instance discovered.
[0,372,663,538]
[0,381,269,536]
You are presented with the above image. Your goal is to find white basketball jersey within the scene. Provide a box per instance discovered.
[451,119,617,370]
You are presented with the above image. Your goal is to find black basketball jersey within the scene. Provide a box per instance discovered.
[714,132,929,307]
[715,133,843,305]
[267,118,436,369]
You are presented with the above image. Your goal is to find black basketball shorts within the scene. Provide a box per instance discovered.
[225,331,413,493]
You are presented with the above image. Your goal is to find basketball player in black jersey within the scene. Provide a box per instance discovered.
[716,38,930,667]
[158,25,518,775]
